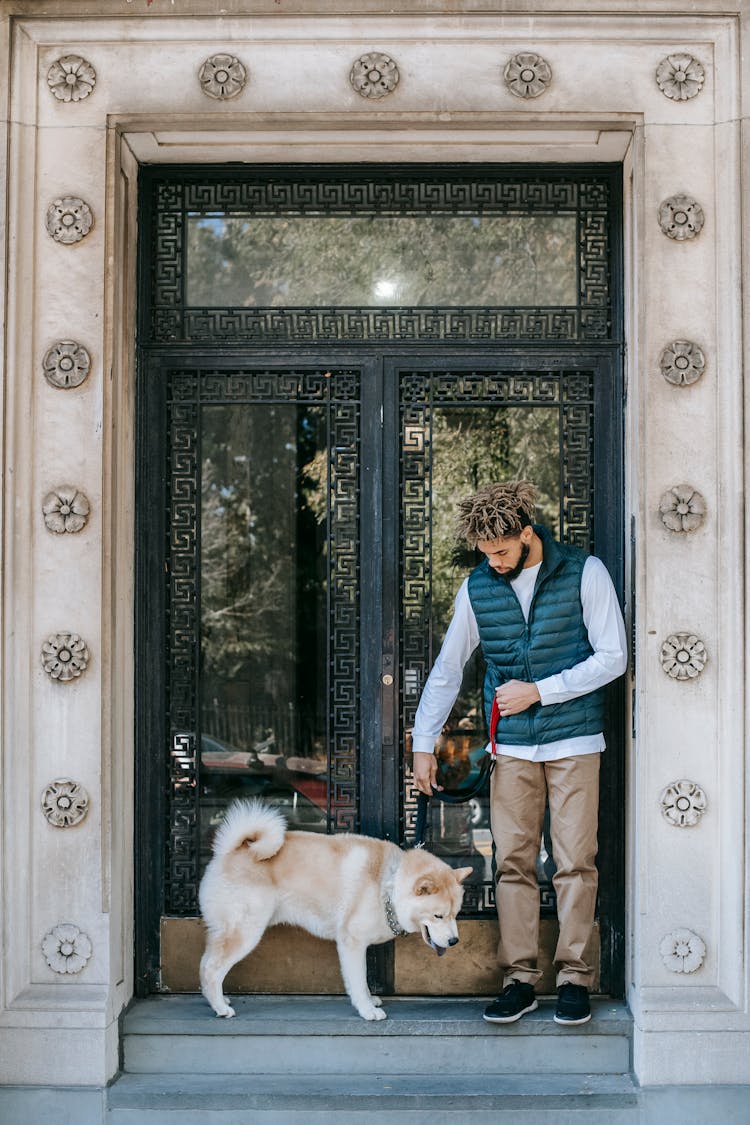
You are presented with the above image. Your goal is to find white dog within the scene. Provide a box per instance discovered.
[199,799,471,1021]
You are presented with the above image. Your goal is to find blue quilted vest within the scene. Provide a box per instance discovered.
[467,525,606,746]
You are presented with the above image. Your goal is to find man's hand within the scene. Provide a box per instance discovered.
[412,752,442,796]
[495,680,541,717]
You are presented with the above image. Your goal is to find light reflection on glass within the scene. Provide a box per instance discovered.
[374,279,400,300]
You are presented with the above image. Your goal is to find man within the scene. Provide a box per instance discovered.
[411,481,627,1025]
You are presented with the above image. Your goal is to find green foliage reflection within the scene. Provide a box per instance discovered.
[430,405,561,728]
[187,214,577,308]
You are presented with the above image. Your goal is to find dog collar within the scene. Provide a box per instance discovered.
[384,894,407,937]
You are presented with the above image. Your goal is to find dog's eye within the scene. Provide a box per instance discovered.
[434,913,444,919]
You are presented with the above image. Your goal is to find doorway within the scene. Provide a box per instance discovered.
[135,164,624,998]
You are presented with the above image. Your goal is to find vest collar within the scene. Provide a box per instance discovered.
[533,524,566,589]
[482,525,565,592]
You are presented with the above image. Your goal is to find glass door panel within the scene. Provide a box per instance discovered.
[163,367,361,915]
[199,401,330,872]
[400,368,595,918]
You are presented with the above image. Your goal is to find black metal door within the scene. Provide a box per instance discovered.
[388,354,624,995]
[135,164,624,997]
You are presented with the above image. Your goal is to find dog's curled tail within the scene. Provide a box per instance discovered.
[211,799,286,860]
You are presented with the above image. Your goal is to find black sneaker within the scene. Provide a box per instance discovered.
[483,980,538,1024]
[554,983,591,1025]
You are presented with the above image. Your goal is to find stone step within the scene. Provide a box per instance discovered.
[121,995,632,1077]
[107,1071,639,1124]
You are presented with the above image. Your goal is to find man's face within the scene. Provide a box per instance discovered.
[476,528,532,581]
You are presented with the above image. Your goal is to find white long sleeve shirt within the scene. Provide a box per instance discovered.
[411,556,628,763]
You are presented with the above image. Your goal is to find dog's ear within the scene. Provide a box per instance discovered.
[454,867,473,885]
[414,878,438,896]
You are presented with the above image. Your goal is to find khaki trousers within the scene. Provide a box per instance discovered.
[490,752,600,989]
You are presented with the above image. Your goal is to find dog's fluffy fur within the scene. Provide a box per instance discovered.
[199,799,471,1021]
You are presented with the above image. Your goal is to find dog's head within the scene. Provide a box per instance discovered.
[394,851,473,956]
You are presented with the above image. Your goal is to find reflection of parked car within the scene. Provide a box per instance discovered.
[468,796,486,827]
[199,732,327,835]
[464,744,491,828]
[199,736,328,878]
[200,733,261,772]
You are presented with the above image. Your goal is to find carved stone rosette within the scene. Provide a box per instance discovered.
[46,55,97,102]
[42,340,91,389]
[659,928,706,974]
[504,53,552,99]
[46,196,94,244]
[658,485,706,533]
[42,632,90,682]
[660,340,705,386]
[42,486,90,534]
[350,53,400,99]
[660,633,707,680]
[655,54,705,101]
[658,195,704,241]
[42,923,93,974]
[42,779,90,828]
[198,54,247,99]
[660,779,707,828]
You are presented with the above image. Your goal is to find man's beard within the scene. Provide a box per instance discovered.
[501,542,530,582]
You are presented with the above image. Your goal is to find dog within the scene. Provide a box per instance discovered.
[199,799,471,1021]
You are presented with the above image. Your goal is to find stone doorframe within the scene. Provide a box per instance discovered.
[0,7,747,1088]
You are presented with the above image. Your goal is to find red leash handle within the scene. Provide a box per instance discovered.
[489,695,501,756]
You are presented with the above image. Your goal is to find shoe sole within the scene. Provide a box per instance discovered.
[483,999,539,1024]
[553,1011,591,1025]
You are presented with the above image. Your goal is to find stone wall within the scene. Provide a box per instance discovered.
[0,0,747,1087]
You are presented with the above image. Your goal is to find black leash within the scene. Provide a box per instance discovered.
[412,697,500,847]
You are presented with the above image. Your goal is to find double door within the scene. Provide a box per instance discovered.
[135,347,624,997]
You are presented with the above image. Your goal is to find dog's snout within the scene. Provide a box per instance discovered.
[448,936,459,947]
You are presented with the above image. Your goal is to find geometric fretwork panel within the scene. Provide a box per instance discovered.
[144,168,614,346]
[399,368,595,917]
[165,367,360,914]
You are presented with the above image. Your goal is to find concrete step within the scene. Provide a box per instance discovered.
[107,1071,639,1124]
[121,995,632,1077]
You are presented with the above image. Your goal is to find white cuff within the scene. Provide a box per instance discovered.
[535,676,557,706]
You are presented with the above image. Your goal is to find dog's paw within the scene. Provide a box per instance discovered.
[360,1006,387,1021]
[371,995,383,1007]
[216,1004,235,1019]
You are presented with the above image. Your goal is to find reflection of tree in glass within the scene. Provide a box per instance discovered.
[429,405,561,728]
[299,447,327,524]
[199,404,328,756]
[187,214,577,308]
[201,461,286,678]
[201,406,295,682]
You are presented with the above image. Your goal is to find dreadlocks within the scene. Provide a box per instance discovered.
[456,480,538,547]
